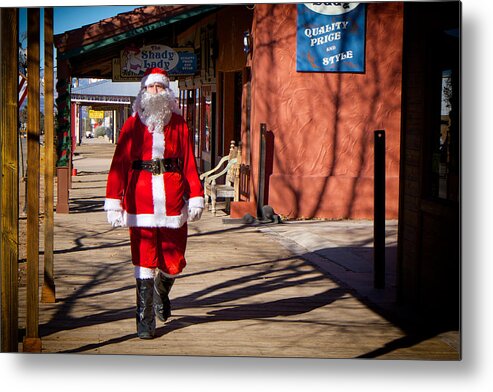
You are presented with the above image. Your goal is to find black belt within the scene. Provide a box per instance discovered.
[132,158,181,175]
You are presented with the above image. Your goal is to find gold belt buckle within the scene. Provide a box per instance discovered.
[151,159,163,175]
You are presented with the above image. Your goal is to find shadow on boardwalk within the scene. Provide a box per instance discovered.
[41,246,456,358]
[57,263,350,354]
[35,143,459,359]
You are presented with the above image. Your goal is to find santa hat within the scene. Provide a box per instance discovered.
[141,67,169,89]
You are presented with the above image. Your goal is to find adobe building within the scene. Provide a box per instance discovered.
[249,3,402,220]
[171,3,403,221]
[53,2,460,326]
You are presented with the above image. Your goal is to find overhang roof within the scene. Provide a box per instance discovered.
[54,4,221,78]
[71,79,141,97]
[54,4,219,58]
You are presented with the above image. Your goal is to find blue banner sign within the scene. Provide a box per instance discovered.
[173,51,197,76]
[297,3,367,73]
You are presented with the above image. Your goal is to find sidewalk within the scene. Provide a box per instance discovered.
[35,142,459,358]
[259,219,399,315]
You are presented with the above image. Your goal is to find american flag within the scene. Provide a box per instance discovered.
[18,72,27,107]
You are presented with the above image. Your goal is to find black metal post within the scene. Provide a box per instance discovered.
[374,130,386,289]
[257,123,267,219]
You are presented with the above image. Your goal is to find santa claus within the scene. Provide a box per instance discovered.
[104,67,204,339]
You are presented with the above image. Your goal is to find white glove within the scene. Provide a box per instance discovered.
[107,210,124,227]
[188,207,203,222]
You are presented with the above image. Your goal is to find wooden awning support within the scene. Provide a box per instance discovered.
[1,8,55,353]
[42,8,56,304]
[23,8,42,353]
[0,8,20,353]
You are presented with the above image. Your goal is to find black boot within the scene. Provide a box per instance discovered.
[154,272,175,322]
[136,278,156,339]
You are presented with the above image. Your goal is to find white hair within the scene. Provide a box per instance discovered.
[133,87,181,133]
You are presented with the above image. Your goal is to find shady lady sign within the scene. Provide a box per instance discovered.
[120,45,197,78]
[297,3,367,73]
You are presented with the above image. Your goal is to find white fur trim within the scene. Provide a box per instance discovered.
[104,198,123,211]
[188,196,205,209]
[142,73,169,88]
[124,204,188,228]
[134,266,156,280]
[151,131,166,215]
[152,130,165,159]
[152,174,166,216]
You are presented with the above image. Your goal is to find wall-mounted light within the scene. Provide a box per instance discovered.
[243,30,252,54]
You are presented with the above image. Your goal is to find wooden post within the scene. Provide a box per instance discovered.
[55,59,71,213]
[42,8,56,304]
[256,123,267,219]
[56,167,70,213]
[1,8,20,353]
[113,109,117,143]
[23,8,42,352]
[69,101,76,189]
[374,130,386,289]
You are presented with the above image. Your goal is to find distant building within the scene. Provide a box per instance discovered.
[70,79,140,145]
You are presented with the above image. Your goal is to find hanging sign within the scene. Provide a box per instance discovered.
[89,110,104,119]
[118,45,197,79]
[297,3,367,73]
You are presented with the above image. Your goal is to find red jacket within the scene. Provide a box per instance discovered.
[105,112,204,228]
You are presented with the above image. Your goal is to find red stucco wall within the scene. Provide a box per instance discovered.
[250,3,403,219]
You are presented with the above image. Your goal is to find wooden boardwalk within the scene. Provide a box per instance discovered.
[22,143,459,359]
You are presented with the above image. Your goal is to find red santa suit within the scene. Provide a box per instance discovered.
[104,105,204,276]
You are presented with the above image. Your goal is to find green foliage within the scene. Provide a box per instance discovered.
[95,126,108,138]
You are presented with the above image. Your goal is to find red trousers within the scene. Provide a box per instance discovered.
[129,224,188,276]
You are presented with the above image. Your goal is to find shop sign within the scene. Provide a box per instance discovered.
[119,45,197,78]
[297,3,367,73]
[89,110,104,119]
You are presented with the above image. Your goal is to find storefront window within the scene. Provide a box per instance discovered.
[234,71,243,142]
[204,94,212,153]
[431,67,459,202]
[194,88,200,157]
[432,70,452,199]
[427,23,459,203]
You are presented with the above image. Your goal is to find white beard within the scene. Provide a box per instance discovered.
[136,90,173,134]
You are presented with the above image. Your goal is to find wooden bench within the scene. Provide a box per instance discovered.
[200,141,241,215]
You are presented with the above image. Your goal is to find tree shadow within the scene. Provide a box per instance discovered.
[59,281,349,353]
[41,241,353,354]
[69,196,105,213]
[40,208,458,358]
[301,243,459,358]
[40,232,458,358]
